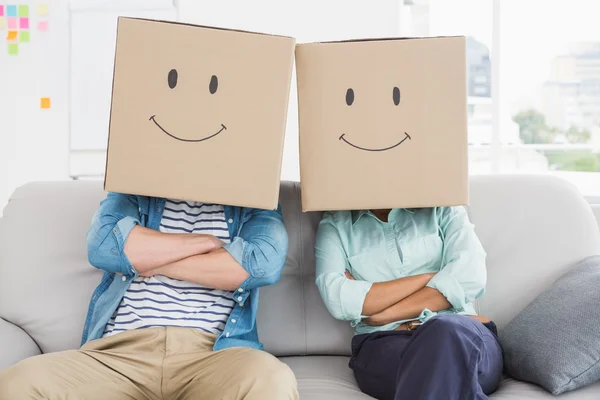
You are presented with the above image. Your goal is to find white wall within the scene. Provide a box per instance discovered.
[0,0,70,212]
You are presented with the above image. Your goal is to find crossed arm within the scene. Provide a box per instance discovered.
[345,270,451,325]
[86,193,288,292]
[124,226,249,290]
[315,207,487,326]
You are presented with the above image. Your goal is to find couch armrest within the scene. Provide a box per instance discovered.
[0,318,41,370]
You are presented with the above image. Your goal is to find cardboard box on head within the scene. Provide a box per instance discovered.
[296,36,468,212]
[104,17,295,210]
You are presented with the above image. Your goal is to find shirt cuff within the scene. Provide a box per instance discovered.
[222,237,245,265]
[340,280,373,325]
[115,216,139,276]
[426,269,466,312]
[418,308,438,323]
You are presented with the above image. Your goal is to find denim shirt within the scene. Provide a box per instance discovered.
[82,193,288,351]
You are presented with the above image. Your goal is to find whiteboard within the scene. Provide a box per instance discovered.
[69,1,176,150]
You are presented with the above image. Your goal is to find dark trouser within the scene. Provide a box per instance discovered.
[349,314,503,400]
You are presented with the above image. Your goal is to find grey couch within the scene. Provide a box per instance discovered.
[1,175,600,399]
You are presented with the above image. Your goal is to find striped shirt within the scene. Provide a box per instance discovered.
[103,199,234,337]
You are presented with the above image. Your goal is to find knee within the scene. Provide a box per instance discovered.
[268,363,298,397]
[250,357,298,399]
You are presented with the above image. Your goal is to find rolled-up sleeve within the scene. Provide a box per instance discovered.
[222,205,288,297]
[426,206,487,312]
[315,219,372,323]
[86,192,140,276]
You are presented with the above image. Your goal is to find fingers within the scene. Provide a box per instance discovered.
[345,270,355,280]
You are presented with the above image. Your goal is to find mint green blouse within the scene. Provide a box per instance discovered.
[315,207,487,335]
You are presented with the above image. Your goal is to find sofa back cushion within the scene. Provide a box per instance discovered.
[1,176,599,356]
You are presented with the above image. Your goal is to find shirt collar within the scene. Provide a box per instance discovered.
[351,208,414,225]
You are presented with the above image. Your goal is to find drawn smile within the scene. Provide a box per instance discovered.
[339,132,411,152]
[150,115,227,142]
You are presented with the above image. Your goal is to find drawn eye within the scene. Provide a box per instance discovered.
[346,88,354,106]
[393,87,401,106]
[209,75,218,94]
[168,69,178,89]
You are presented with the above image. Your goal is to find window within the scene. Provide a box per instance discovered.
[404,0,600,197]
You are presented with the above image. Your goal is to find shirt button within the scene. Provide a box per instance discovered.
[121,276,126,281]
[237,296,243,302]
[113,228,117,234]
[225,332,230,337]
[228,218,233,224]
[238,288,243,293]
[231,319,237,323]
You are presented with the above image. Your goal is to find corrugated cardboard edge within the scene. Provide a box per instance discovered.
[295,44,312,214]
[299,35,465,46]
[267,37,297,211]
[106,181,279,211]
[301,198,470,213]
[103,16,123,192]
[122,17,294,39]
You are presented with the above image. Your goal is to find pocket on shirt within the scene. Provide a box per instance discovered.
[347,251,392,282]
[401,234,443,273]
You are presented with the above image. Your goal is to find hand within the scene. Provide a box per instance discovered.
[198,234,225,253]
[345,270,356,280]
[209,236,226,251]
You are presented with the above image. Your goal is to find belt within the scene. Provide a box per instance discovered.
[396,320,422,331]
[395,316,492,331]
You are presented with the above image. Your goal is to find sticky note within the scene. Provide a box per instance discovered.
[7,17,16,29]
[7,5,17,17]
[37,4,48,16]
[40,97,51,109]
[37,21,48,31]
[19,17,28,29]
[19,30,29,42]
[0,19,4,30]
[0,5,4,17]
[7,30,17,40]
[8,43,18,55]
[18,5,28,17]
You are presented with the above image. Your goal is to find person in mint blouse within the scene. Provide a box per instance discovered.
[315,207,503,400]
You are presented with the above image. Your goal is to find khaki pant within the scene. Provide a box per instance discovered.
[0,327,298,400]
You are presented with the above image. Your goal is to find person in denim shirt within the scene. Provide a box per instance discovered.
[316,207,503,400]
[0,193,298,400]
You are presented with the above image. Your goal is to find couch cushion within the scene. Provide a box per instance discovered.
[281,357,600,400]
[501,256,600,395]
[490,377,600,399]
[0,181,105,354]
[258,182,355,356]
[281,356,373,399]
[468,175,600,330]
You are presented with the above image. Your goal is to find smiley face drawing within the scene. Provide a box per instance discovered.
[149,70,227,143]
[338,86,411,152]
